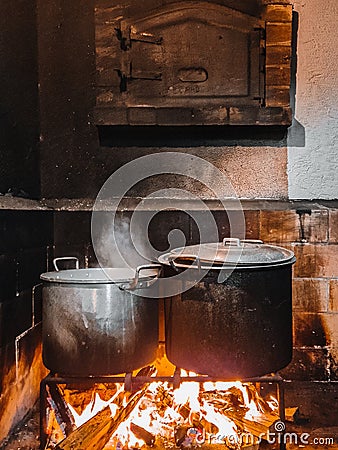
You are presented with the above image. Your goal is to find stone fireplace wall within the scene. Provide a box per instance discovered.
[0,204,337,443]
[260,207,338,381]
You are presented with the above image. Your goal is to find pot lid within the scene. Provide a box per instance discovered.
[40,267,160,284]
[158,238,295,268]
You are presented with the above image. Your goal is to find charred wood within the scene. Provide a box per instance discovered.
[55,385,149,450]
[55,366,155,450]
[47,384,76,436]
[130,423,155,446]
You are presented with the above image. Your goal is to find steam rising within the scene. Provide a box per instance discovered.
[91,152,246,296]
[93,214,151,269]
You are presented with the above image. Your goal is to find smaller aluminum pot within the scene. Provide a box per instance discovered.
[41,257,161,376]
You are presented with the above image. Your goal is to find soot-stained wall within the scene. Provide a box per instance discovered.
[2,0,337,199]
[37,0,290,200]
[0,0,40,198]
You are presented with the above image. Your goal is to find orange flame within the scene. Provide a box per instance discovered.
[63,376,279,450]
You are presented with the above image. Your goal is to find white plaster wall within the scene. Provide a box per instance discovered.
[288,0,338,199]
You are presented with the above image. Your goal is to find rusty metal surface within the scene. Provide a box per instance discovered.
[165,265,293,378]
[42,283,159,376]
[114,3,264,101]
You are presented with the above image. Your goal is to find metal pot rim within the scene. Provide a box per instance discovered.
[158,239,296,270]
[40,267,159,284]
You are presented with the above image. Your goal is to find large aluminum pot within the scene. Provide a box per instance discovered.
[159,238,296,379]
[40,257,162,376]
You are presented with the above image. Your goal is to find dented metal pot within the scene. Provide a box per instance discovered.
[40,257,161,376]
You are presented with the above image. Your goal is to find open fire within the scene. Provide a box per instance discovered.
[42,366,282,450]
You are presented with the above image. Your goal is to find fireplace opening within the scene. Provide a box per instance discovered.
[1,207,338,449]
[40,358,285,450]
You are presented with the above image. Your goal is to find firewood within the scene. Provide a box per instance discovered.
[175,426,190,446]
[54,403,114,449]
[130,423,155,446]
[55,366,155,450]
[224,410,280,439]
[245,384,277,415]
[47,384,76,436]
[176,402,217,436]
[285,407,300,423]
[55,384,149,450]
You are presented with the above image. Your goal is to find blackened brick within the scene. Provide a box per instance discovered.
[293,244,338,278]
[0,255,17,302]
[0,211,53,252]
[17,247,48,291]
[148,210,190,250]
[260,209,328,243]
[293,312,328,347]
[280,347,330,381]
[54,211,91,245]
[329,209,338,243]
[0,291,32,348]
[329,280,338,312]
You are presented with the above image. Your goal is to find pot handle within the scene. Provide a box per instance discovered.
[168,254,201,272]
[222,238,241,247]
[53,257,80,271]
[222,238,264,246]
[241,239,263,244]
[123,264,163,290]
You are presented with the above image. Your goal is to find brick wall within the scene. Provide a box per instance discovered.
[266,209,338,381]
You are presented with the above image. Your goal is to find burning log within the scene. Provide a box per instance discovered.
[47,384,76,436]
[245,384,278,415]
[224,410,280,439]
[130,423,155,446]
[54,403,115,449]
[46,368,281,450]
[130,366,157,393]
[55,366,155,450]
[55,384,149,450]
[174,426,190,446]
[285,407,300,423]
[62,383,120,412]
[200,384,280,439]
[180,407,217,435]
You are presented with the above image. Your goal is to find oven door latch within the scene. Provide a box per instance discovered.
[115,24,163,92]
